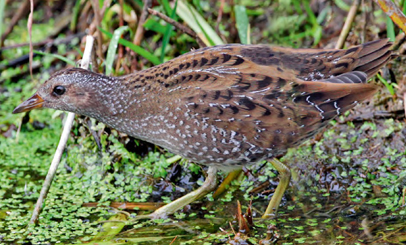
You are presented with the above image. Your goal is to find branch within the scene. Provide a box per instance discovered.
[30,35,95,224]
[147,8,206,48]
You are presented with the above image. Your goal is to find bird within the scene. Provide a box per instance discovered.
[13,39,393,219]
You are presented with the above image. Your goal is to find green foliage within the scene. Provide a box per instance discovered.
[101,28,161,65]
[386,16,396,42]
[105,26,130,75]
[0,0,5,37]
[1,0,405,244]
[234,5,250,44]
[176,0,223,46]
[160,0,178,63]
[34,50,77,66]
[377,73,396,96]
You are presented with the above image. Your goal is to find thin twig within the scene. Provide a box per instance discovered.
[133,0,151,46]
[147,8,206,48]
[30,35,95,224]
[1,39,51,50]
[169,236,178,245]
[131,1,152,71]
[404,93,406,116]
[15,117,22,143]
[374,0,406,34]
[373,0,406,117]
[16,0,35,144]
[216,0,227,43]
[87,0,111,64]
[1,32,86,53]
[335,0,360,49]
[1,0,39,47]
[27,0,34,79]
[90,0,103,60]
[116,0,125,72]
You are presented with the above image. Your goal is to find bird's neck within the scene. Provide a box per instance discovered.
[89,72,175,143]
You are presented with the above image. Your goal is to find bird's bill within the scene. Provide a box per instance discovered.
[12,93,44,114]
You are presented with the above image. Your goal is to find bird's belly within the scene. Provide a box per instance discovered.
[103,114,287,168]
[146,126,286,168]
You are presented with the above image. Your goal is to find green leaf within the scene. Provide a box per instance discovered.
[377,73,395,96]
[70,0,81,31]
[105,26,129,76]
[303,1,322,45]
[334,0,351,11]
[160,0,173,16]
[89,213,127,242]
[100,28,161,65]
[144,18,168,34]
[161,0,178,62]
[33,50,76,66]
[176,0,223,46]
[386,16,396,42]
[234,5,250,44]
[0,0,6,36]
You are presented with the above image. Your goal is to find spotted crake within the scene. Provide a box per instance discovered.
[13,39,393,219]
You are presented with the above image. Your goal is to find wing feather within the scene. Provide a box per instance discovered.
[140,40,391,153]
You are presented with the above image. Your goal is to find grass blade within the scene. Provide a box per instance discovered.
[105,26,129,75]
[0,0,5,37]
[234,5,250,44]
[88,213,127,242]
[176,0,223,46]
[70,0,81,31]
[334,0,351,11]
[185,2,215,46]
[374,0,406,35]
[160,0,178,62]
[304,1,322,45]
[386,16,396,42]
[377,73,395,96]
[100,28,161,65]
[34,50,76,66]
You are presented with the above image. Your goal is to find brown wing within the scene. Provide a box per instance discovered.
[236,39,393,80]
[133,40,391,152]
[148,39,392,91]
[177,72,376,151]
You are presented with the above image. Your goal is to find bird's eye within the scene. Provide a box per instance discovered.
[53,86,66,96]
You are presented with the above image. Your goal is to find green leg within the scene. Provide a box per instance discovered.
[262,159,291,219]
[212,169,243,199]
[134,166,218,220]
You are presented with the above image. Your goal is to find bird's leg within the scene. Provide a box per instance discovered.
[262,159,291,219]
[212,169,243,199]
[135,166,218,220]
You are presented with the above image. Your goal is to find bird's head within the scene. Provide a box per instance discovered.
[13,68,117,117]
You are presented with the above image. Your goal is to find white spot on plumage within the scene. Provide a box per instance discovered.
[306,95,325,119]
